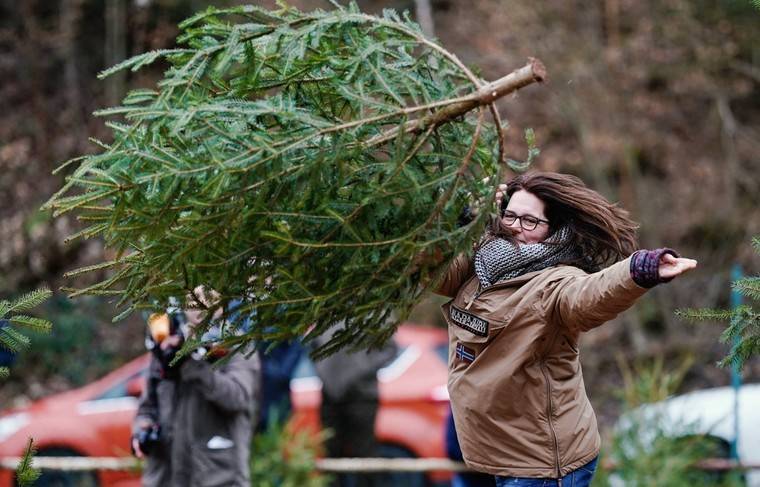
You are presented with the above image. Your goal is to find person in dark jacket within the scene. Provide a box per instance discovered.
[222,300,303,433]
[131,304,261,487]
[313,324,397,487]
[257,338,303,432]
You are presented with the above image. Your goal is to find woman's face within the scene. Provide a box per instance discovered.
[504,189,550,244]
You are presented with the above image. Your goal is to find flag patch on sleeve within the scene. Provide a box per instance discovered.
[455,342,476,363]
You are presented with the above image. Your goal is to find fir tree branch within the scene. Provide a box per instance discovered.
[6,289,52,315]
[8,316,53,333]
[733,277,760,301]
[675,308,735,321]
[15,438,40,487]
[679,235,760,370]
[0,302,10,318]
[0,326,31,352]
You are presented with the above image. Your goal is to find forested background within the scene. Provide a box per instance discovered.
[0,0,758,427]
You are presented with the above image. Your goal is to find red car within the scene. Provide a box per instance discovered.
[0,324,451,486]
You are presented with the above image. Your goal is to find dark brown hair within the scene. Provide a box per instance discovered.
[486,171,639,272]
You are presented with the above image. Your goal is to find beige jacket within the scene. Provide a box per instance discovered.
[437,254,647,478]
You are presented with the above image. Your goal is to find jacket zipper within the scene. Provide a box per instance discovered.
[465,275,564,483]
[540,361,562,485]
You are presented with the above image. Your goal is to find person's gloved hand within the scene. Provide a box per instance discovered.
[152,334,185,378]
[131,418,152,459]
[495,183,508,215]
[131,420,161,458]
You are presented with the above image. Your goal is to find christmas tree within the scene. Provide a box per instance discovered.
[678,237,760,370]
[0,288,52,379]
[45,2,545,355]
[0,288,52,485]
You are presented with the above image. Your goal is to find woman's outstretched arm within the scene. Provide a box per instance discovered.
[542,250,698,333]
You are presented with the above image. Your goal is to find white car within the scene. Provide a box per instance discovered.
[615,383,760,486]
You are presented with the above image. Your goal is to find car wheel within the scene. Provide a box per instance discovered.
[16,448,99,487]
[373,443,429,487]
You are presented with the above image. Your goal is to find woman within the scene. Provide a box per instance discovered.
[435,172,697,487]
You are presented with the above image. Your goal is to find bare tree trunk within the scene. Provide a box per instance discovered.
[716,93,738,214]
[105,0,127,106]
[59,0,85,141]
[132,0,151,57]
[18,1,52,162]
[602,0,620,48]
[414,0,436,39]
[618,144,638,218]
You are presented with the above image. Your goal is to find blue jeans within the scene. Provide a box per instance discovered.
[494,457,598,487]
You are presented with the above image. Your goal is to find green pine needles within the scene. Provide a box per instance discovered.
[677,237,760,370]
[15,439,40,487]
[0,288,53,379]
[0,289,50,485]
[45,2,544,355]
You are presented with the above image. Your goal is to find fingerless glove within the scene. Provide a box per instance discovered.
[630,248,680,288]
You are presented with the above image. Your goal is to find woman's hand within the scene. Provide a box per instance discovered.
[658,253,698,279]
[462,182,508,223]
[494,183,508,212]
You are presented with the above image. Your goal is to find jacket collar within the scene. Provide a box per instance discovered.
[481,264,571,289]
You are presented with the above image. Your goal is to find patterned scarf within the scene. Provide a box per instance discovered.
[473,226,579,287]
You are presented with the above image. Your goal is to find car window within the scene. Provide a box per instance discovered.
[291,344,407,380]
[388,344,405,366]
[435,344,448,365]
[94,370,146,400]
[292,354,317,379]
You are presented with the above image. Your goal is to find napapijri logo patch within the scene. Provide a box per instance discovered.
[455,342,476,363]
[449,305,489,337]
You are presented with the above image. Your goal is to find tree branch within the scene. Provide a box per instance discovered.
[364,58,547,149]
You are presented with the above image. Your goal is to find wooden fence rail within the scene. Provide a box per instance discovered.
[0,456,758,473]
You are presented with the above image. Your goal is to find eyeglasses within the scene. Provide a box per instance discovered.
[501,210,549,231]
